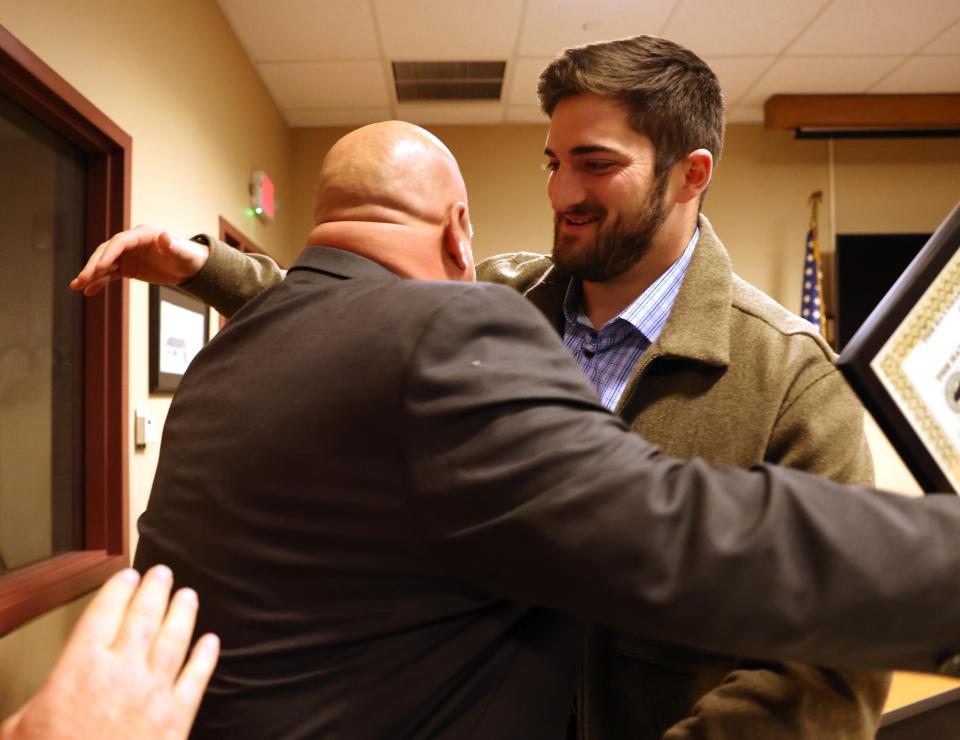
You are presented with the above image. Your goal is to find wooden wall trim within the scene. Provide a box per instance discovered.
[0,23,130,636]
[764,94,960,131]
[219,216,268,256]
[0,553,125,633]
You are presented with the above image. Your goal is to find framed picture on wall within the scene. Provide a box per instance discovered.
[837,201,960,494]
[149,285,210,393]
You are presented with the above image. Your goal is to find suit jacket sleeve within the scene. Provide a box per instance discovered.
[665,364,890,740]
[180,236,285,318]
[399,283,960,674]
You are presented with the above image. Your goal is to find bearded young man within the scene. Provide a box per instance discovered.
[476,38,888,740]
[71,35,888,740]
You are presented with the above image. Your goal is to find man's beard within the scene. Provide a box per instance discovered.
[552,172,670,282]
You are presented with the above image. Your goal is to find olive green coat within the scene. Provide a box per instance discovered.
[476,215,889,740]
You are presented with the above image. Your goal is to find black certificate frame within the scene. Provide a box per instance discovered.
[149,284,210,393]
[837,201,960,494]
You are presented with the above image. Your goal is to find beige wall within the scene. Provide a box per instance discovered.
[294,124,960,304]
[0,0,293,716]
[293,123,960,495]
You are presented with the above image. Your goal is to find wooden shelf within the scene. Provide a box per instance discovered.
[764,94,960,131]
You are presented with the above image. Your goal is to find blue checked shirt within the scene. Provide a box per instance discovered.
[562,229,698,411]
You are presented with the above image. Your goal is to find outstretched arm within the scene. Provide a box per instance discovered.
[1,565,219,740]
[71,225,210,297]
[71,229,285,319]
[402,285,960,673]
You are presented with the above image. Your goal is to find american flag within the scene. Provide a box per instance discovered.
[800,198,824,336]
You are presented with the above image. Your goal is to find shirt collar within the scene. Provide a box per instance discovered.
[562,227,699,342]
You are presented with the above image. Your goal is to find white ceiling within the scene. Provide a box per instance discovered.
[217,0,960,128]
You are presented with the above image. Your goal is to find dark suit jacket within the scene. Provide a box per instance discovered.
[136,246,960,739]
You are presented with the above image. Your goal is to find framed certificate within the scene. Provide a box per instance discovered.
[838,202,960,494]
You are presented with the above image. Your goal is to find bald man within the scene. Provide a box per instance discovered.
[117,122,960,739]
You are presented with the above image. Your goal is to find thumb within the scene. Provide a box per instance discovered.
[157,232,208,280]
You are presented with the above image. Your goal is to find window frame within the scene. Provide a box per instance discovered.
[0,24,130,634]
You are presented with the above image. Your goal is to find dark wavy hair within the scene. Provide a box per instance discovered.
[538,35,725,176]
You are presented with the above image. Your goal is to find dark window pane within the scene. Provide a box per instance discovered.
[0,94,86,573]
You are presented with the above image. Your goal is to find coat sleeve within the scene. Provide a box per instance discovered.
[664,361,890,740]
[179,247,539,318]
[398,284,960,675]
[180,236,285,318]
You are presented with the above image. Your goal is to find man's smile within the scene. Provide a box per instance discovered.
[557,209,603,233]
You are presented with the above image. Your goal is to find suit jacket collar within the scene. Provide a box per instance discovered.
[522,214,732,369]
[289,246,401,283]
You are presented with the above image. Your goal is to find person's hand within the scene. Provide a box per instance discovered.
[70,225,210,296]
[1,565,219,740]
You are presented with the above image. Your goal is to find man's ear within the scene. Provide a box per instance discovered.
[443,201,474,278]
[674,149,713,204]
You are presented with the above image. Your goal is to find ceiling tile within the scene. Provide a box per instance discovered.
[395,102,506,125]
[375,0,524,60]
[725,106,764,124]
[741,56,906,106]
[870,56,960,93]
[506,105,549,123]
[922,19,960,53]
[258,61,390,108]
[507,57,554,106]
[662,0,830,56]
[517,0,675,57]
[218,0,379,61]
[789,0,960,56]
[216,0,960,127]
[703,56,775,107]
[285,108,392,127]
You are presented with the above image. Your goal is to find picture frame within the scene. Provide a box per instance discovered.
[149,285,210,393]
[838,201,960,493]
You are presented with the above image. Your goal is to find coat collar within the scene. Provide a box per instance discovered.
[522,214,732,369]
[647,214,731,368]
[288,246,401,283]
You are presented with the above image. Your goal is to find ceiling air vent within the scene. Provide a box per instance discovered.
[392,61,506,102]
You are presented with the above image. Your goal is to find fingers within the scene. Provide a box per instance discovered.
[70,224,160,290]
[160,231,210,279]
[70,240,110,291]
[111,564,175,657]
[148,587,200,684]
[65,568,141,653]
[171,633,220,731]
[78,270,122,297]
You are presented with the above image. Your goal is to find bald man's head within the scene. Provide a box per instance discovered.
[313,121,468,228]
[305,121,475,282]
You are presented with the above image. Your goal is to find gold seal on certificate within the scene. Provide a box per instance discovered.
[839,202,960,493]
[947,373,960,414]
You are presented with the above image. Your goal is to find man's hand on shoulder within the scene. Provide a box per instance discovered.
[0,566,219,740]
[70,225,209,296]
